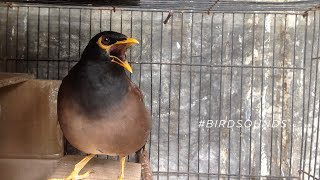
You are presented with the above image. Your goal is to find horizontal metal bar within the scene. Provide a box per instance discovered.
[3,0,319,8]
[4,58,305,70]
[133,61,305,70]
[0,2,315,15]
[152,171,300,179]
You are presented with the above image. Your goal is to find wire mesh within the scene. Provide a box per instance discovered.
[0,2,320,179]
[2,0,320,13]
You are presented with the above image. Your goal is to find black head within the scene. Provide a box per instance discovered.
[82,31,139,73]
[89,31,127,47]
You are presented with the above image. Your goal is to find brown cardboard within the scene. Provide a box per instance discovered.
[0,72,34,88]
[0,158,58,180]
[0,73,63,158]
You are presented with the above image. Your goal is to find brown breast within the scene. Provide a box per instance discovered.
[58,81,151,156]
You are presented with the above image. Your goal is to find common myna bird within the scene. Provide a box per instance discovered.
[55,31,151,180]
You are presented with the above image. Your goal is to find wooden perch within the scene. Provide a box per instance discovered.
[49,155,141,180]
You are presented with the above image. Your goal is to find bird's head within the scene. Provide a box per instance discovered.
[84,31,139,73]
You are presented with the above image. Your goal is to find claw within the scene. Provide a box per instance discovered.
[48,170,93,180]
[77,170,94,179]
[49,155,95,180]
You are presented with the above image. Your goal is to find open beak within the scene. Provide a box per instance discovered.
[111,57,133,73]
[110,37,139,73]
[114,38,139,46]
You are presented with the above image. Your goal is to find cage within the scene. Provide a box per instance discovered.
[0,0,320,179]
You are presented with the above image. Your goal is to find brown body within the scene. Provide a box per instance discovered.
[58,76,150,157]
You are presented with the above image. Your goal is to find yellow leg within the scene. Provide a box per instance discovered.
[117,156,126,180]
[49,154,95,180]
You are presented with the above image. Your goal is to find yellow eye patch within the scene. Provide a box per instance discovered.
[97,37,111,52]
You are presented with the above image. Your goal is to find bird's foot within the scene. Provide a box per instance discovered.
[48,154,95,180]
[117,175,124,180]
[49,170,93,180]
[67,169,94,180]
[117,156,126,180]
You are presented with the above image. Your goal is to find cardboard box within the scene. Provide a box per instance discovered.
[0,72,63,158]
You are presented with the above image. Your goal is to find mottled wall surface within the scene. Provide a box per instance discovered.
[0,4,320,179]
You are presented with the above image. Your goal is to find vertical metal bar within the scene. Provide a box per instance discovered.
[303,11,316,177]
[289,14,298,179]
[187,12,194,180]
[208,13,214,180]
[15,7,20,72]
[66,8,69,73]
[136,11,144,161]
[120,10,123,33]
[47,8,50,79]
[26,7,29,72]
[15,7,19,72]
[269,13,277,176]
[89,9,92,39]
[280,14,287,176]
[129,10,132,73]
[78,9,82,59]
[299,13,308,177]
[259,17,266,178]
[228,13,235,180]
[239,13,246,179]
[109,9,112,30]
[308,11,320,180]
[249,13,255,176]
[5,6,8,72]
[36,7,40,78]
[218,13,225,180]
[139,11,143,88]
[148,10,153,170]
[166,13,173,180]
[177,12,184,177]
[99,9,102,32]
[197,13,204,180]
[157,12,163,180]
[57,8,60,79]
[313,11,320,180]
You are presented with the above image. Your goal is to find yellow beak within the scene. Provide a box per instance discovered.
[114,37,139,46]
[110,37,138,73]
[111,57,133,73]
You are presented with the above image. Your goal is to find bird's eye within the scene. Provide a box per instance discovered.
[102,37,110,45]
